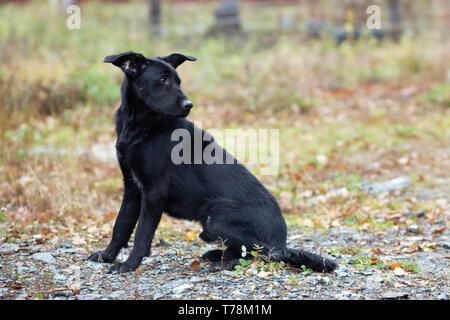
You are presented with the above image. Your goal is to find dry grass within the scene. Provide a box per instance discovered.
[0,1,449,237]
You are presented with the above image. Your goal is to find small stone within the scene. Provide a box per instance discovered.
[152,292,165,300]
[158,239,170,247]
[57,248,78,254]
[0,243,19,253]
[439,242,450,249]
[380,291,408,299]
[55,290,71,297]
[172,280,192,295]
[437,293,448,300]
[31,252,57,264]
[109,290,126,298]
[316,154,328,165]
[335,270,348,278]
[362,176,411,196]
[257,271,269,278]
[393,267,407,276]
[53,273,67,282]
[318,276,330,285]
[408,225,419,234]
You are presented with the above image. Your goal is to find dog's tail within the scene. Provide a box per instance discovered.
[274,248,338,272]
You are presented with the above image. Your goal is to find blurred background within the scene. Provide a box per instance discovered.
[0,0,448,234]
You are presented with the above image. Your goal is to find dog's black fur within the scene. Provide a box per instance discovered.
[87,51,337,273]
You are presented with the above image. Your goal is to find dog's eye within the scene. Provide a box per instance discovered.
[159,77,167,85]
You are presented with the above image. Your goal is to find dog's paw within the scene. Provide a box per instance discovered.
[201,249,224,262]
[108,262,137,274]
[207,260,238,272]
[87,251,116,263]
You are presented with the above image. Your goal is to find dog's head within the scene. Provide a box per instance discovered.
[104,51,196,117]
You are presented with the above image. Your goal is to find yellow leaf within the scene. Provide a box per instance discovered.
[185,230,198,242]
[390,262,404,270]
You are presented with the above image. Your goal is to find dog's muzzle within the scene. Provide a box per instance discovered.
[182,100,193,111]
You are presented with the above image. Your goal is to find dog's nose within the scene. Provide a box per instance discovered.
[182,100,193,110]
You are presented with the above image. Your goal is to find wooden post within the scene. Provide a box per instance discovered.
[388,0,403,41]
[149,0,162,36]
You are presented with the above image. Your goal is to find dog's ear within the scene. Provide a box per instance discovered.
[104,51,148,77]
[160,53,197,69]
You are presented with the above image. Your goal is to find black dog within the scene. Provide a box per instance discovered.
[87,51,337,273]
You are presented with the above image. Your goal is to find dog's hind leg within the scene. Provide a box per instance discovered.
[202,200,285,255]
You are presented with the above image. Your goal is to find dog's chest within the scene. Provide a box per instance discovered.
[115,125,144,162]
[116,139,144,190]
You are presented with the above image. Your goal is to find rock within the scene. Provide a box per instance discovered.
[318,276,330,285]
[257,271,269,278]
[56,248,79,254]
[49,237,60,245]
[85,261,105,272]
[361,176,411,196]
[393,267,407,276]
[0,243,19,253]
[0,288,8,298]
[437,293,448,300]
[31,252,57,264]
[53,273,67,282]
[55,290,72,297]
[172,280,193,295]
[335,269,348,278]
[380,291,408,299]
[108,290,126,298]
[439,242,450,249]
[158,239,170,247]
[408,225,419,234]
[404,210,426,218]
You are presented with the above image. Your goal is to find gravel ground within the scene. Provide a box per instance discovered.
[0,225,448,300]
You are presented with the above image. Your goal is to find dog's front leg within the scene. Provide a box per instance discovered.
[88,165,142,263]
[109,190,164,273]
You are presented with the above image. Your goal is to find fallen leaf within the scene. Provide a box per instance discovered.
[189,260,200,271]
[390,262,404,270]
[9,284,23,290]
[311,218,323,228]
[72,289,80,295]
[185,230,198,242]
[370,248,386,255]
[401,245,420,253]
[257,271,270,278]
[432,227,445,234]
